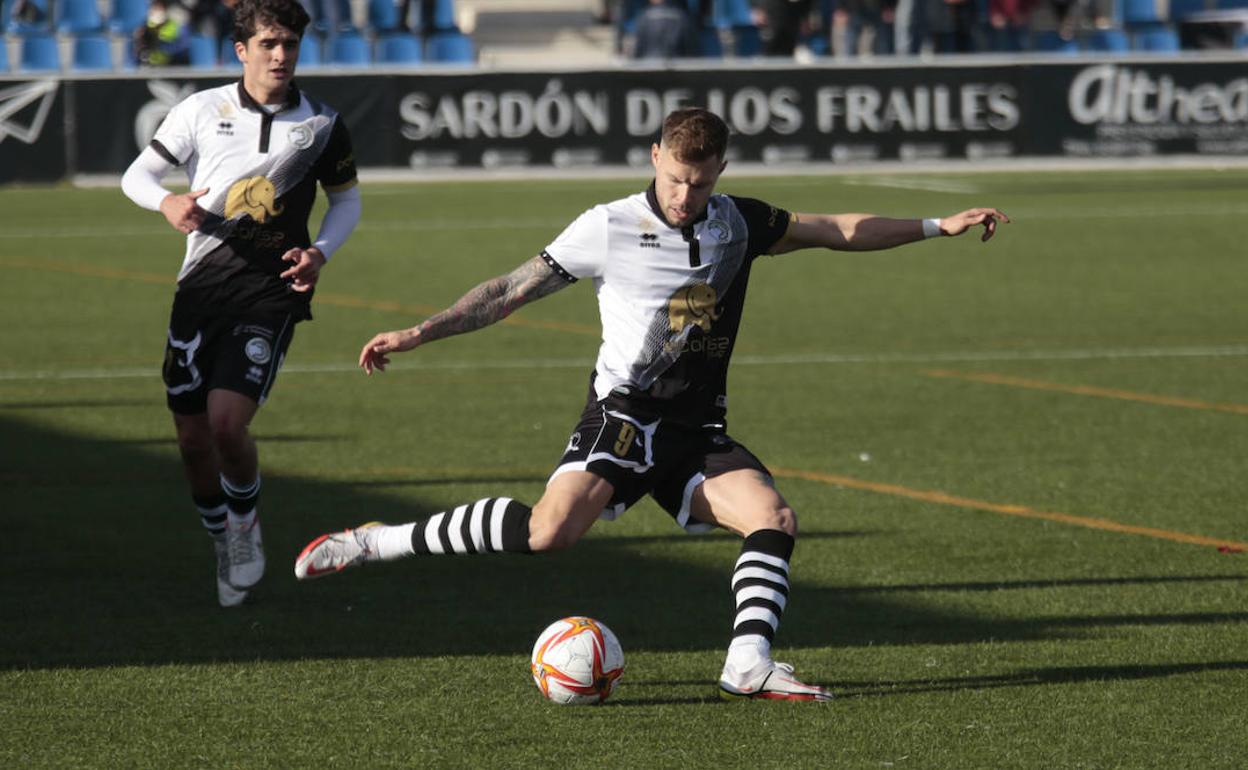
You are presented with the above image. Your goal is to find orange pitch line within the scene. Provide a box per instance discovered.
[771,467,1248,552]
[2,257,598,336]
[924,369,1248,416]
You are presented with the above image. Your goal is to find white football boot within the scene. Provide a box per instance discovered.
[226,516,265,589]
[213,534,248,608]
[294,522,383,580]
[718,660,832,702]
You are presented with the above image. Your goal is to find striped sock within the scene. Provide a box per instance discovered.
[194,493,229,536]
[405,497,533,556]
[725,529,794,670]
[221,473,261,527]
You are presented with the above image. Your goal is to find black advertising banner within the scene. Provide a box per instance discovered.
[1024,61,1248,157]
[338,65,1030,169]
[2,57,1245,183]
[73,78,231,174]
[0,78,66,184]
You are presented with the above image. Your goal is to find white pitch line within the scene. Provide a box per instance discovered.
[2,345,1247,384]
[841,176,982,194]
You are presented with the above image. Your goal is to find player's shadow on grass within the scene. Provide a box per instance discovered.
[834,660,1248,698]
[3,413,1246,671]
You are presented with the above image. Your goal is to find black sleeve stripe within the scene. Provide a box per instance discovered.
[540,251,577,283]
[149,139,181,166]
[728,195,791,258]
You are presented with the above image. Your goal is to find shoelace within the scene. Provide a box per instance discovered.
[229,524,257,564]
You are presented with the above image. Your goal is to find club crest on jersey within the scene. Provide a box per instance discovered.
[244,337,272,365]
[705,219,731,243]
[668,283,720,333]
[225,176,284,222]
[288,123,313,149]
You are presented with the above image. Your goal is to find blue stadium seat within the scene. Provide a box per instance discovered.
[188,32,217,67]
[0,36,8,71]
[328,29,371,65]
[58,0,103,33]
[1132,22,1181,48]
[108,0,147,34]
[1168,0,1209,16]
[299,32,322,66]
[731,23,761,55]
[432,0,457,30]
[219,35,239,65]
[699,25,723,56]
[1121,0,1163,24]
[1032,29,1080,51]
[20,30,60,70]
[376,30,422,63]
[368,0,399,31]
[71,31,112,69]
[712,0,753,28]
[310,0,355,33]
[1085,27,1130,50]
[427,29,473,61]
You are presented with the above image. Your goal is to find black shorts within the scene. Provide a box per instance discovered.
[550,393,771,532]
[162,304,296,415]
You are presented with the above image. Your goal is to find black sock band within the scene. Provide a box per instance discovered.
[220,474,260,516]
[193,493,229,535]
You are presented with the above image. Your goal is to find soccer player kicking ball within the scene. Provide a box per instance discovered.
[296,108,1007,700]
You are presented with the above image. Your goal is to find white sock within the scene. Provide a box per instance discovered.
[227,510,256,529]
[722,636,771,682]
[375,523,416,561]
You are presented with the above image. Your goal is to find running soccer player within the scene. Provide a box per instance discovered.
[295,108,1007,699]
[121,0,360,607]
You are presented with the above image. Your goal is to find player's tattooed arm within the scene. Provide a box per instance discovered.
[416,255,569,343]
[359,255,570,373]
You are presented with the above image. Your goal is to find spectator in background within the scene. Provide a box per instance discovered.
[987,0,1033,50]
[752,0,814,56]
[134,0,192,66]
[10,0,51,28]
[928,0,977,51]
[892,0,929,53]
[398,0,434,33]
[632,0,701,58]
[189,0,240,41]
[832,0,896,56]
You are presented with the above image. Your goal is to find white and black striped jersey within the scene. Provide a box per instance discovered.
[150,80,357,319]
[542,183,792,427]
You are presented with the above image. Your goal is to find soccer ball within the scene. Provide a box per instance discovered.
[530,616,625,705]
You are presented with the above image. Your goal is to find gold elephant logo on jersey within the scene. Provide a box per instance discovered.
[668,283,721,333]
[225,176,284,222]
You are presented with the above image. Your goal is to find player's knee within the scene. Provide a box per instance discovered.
[207,411,249,449]
[526,503,588,553]
[527,518,581,552]
[176,432,213,466]
[762,505,798,537]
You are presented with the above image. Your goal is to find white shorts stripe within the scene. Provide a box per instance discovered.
[735,584,788,610]
[468,498,488,552]
[447,504,468,554]
[489,497,511,552]
[735,550,789,572]
[732,565,788,590]
[424,512,446,554]
[734,606,780,629]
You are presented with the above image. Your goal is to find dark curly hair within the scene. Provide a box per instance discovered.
[232,0,311,43]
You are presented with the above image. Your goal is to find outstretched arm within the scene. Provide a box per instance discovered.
[770,207,1009,254]
[359,254,571,374]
